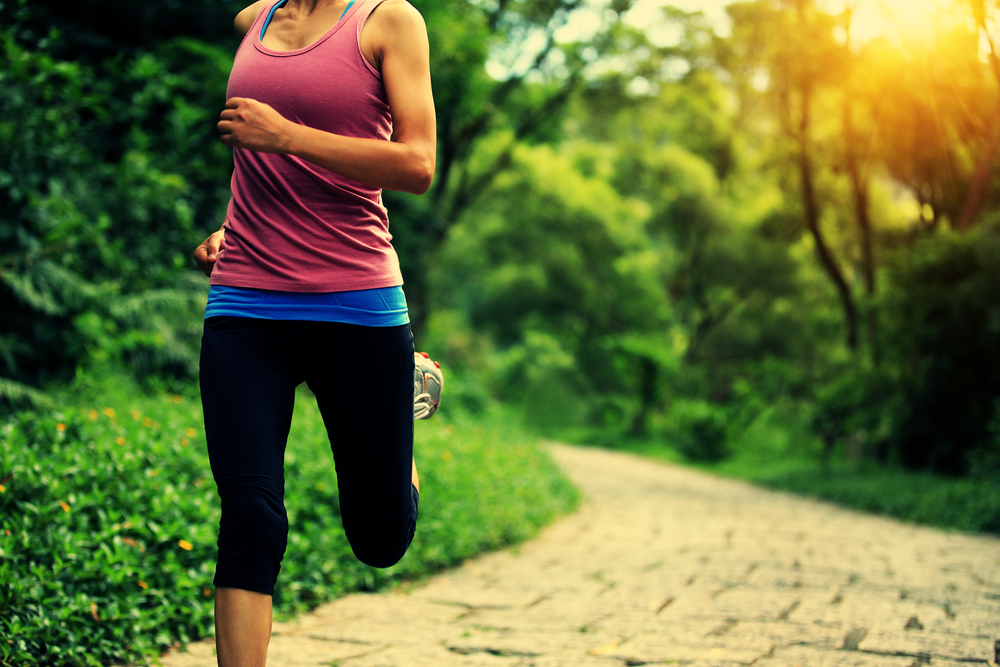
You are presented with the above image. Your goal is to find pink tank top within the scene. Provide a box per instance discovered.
[210,0,403,293]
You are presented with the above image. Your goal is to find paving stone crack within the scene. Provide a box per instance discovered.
[525,591,557,607]
[707,618,738,637]
[447,646,542,658]
[654,596,674,613]
[776,599,800,621]
[303,636,376,645]
[852,648,985,664]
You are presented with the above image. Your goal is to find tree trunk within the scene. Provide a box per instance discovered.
[843,96,878,361]
[798,84,859,350]
[629,357,657,437]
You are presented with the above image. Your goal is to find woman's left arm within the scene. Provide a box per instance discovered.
[217,0,436,194]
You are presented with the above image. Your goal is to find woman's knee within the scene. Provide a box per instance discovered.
[345,486,418,568]
[349,533,412,568]
[215,489,289,591]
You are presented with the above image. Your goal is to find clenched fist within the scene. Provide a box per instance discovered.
[217,97,292,154]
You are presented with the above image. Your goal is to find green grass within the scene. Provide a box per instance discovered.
[0,378,578,666]
[715,459,1000,535]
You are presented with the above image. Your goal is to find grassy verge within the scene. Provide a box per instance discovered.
[713,458,1000,535]
[574,435,1000,536]
[0,379,578,667]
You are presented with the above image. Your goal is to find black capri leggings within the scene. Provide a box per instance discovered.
[200,316,419,596]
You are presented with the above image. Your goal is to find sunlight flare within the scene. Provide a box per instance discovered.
[827,0,945,44]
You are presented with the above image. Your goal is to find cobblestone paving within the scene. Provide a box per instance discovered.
[162,444,1000,667]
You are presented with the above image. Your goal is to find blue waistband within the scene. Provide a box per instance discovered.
[205,285,409,327]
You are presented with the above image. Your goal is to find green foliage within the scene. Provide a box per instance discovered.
[432,141,669,427]
[0,394,214,665]
[742,463,1000,535]
[660,399,730,463]
[0,380,577,665]
[881,220,1000,474]
[6,0,245,56]
[0,8,232,394]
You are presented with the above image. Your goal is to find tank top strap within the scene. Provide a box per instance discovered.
[259,0,289,40]
[241,0,284,49]
[353,0,390,77]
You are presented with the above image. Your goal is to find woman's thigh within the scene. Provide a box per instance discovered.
[200,316,300,497]
[300,322,417,566]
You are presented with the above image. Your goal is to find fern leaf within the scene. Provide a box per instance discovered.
[0,268,65,316]
[0,376,54,410]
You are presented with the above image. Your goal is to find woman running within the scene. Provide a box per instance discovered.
[192,0,438,664]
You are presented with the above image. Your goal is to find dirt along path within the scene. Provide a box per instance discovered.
[161,444,1000,667]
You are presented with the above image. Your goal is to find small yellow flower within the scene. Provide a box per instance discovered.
[101,408,116,419]
[170,395,182,404]
[60,501,70,512]
[185,428,198,438]
[56,423,66,432]
[0,484,5,493]
[149,470,158,477]
[141,417,155,427]
[116,437,126,446]
[178,540,193,551]
[88,410,98,421]
[441,451,453,462]
[180,438,189,447]
[138,581,148,589]
[131,410,141,420]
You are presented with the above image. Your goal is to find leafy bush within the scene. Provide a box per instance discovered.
[0,396,214,665]
[0,381,577,666]
[0,9,232,397]
[879,220,1000,475]
[663,398,730,463]
[746,463,1000,535]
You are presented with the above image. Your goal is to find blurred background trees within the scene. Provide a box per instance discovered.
[2,0,999,479]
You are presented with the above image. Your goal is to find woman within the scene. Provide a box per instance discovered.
[192,0,438,664]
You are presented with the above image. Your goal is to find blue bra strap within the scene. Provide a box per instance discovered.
[260,0,357,41]
[260,0,289,40]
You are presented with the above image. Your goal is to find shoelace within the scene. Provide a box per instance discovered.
[413,393,435,420]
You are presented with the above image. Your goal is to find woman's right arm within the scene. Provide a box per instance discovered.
[234,0,267,38]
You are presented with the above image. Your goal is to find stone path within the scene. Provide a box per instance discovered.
[162,444,1000,667]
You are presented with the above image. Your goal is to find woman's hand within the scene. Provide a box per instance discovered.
[194,226,226,277]
[217,98,292,153]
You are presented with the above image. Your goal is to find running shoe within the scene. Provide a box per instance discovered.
[413,351,443,420]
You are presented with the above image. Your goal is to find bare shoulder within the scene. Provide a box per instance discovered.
[234,0,268,38]
[362,0,428,69]
[368,0,427,35]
